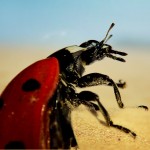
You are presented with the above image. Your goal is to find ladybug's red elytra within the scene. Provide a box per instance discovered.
[0,23,144,149]
[0,58,59,149]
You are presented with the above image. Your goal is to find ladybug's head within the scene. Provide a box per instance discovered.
[80,23,127,65]
[99,43,128,62]
[97,23,128,62]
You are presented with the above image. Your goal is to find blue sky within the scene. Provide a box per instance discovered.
[0,0,150,51]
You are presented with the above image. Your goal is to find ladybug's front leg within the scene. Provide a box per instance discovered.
[77,73,124,108]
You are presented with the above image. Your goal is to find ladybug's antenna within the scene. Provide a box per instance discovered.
[102,23,115,44]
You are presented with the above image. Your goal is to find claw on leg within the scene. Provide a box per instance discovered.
[116,80,126,89]
[138,105,148,111]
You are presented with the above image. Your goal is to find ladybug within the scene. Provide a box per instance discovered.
[0,23,137,149]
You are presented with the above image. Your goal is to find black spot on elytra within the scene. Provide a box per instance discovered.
[0,97,4,109]
[5,141,25,149]
[22,78,41,92]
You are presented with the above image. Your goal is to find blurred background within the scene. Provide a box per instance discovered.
[0,0,150,107]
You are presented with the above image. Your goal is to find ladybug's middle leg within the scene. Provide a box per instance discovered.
[77,73,124,108]
[78,91,111,124]
[77,91,136,138]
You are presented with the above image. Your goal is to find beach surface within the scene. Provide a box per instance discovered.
[0,47,150,150]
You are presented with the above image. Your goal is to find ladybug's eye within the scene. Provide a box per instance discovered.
[22,78,41,92]
[5,141,25,149]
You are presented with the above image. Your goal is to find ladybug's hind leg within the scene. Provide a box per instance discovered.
[58,102,78,149]
[78,91,136,138]
[48,92,64,149]
[49,104,78,149]
[49,92,78,149]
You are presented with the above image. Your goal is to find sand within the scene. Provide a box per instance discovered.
[0,47,150,149]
